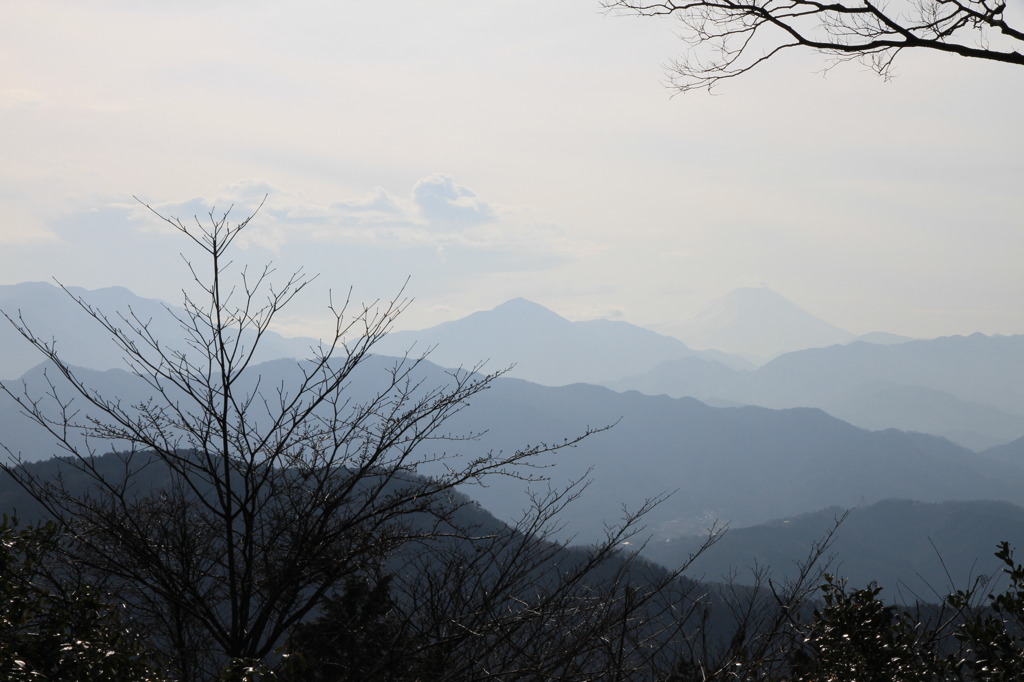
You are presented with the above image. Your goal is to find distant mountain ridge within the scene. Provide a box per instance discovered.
[672,287,857,361]
[6,282,1020,452]
[1,286,756,386]
[607,333,1024,450]
[372,297,752,386]
[0,282,323,381]
[451,379,1024,539]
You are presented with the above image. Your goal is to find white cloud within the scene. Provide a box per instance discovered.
[411,174,496,228]
[114,177,573,261]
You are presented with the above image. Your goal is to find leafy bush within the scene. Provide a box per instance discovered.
[0,516,165,681]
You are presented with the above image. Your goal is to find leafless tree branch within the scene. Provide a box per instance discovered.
[605,0,1024,91]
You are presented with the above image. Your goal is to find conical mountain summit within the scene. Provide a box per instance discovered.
[674,287,855,361]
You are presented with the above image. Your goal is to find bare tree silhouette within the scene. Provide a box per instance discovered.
[605,0,1024,91]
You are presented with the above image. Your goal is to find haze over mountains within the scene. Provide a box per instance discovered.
[607,334,1024,451]
[0,282,323,381]
[0,281,916,380]
[3,281,1023,592]
[5,354,1024,541]
[375,286,910,376]
[372,297,755,385]
[671,287,858,361]
[4,281,1022,452]
[372,285,1024,451]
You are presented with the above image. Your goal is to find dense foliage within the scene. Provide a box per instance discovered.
[0,516,164,681]
[775,542,1024,682]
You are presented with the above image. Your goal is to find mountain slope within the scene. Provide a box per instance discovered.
[452,381,1024,540]
[982,435,1024,470]
[642,499,1024,599]
[747,335,1024,409]
[820,384,1024,451]
[5,358,1023,543]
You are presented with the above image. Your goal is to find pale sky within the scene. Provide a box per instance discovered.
[2,0,1022,341]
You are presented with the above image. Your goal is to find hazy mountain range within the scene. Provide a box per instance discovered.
[607,334,1024,450]
[0,282,323,381]
[670,287,859,361]
[375,286,1023,451]
[372,297,754,385]
[3,281,1023,593]
[445,378,1024,539]
[5,355,1023,544]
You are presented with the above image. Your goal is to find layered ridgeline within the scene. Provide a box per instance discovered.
[4,282,1023,451]
[5,356,1024,544]
[0,282,323,381]
[0,283,753,383]
[607,334,1024,451]
[4,282,1024,598]
[371,296,753,385]
[333,288,1024,451]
